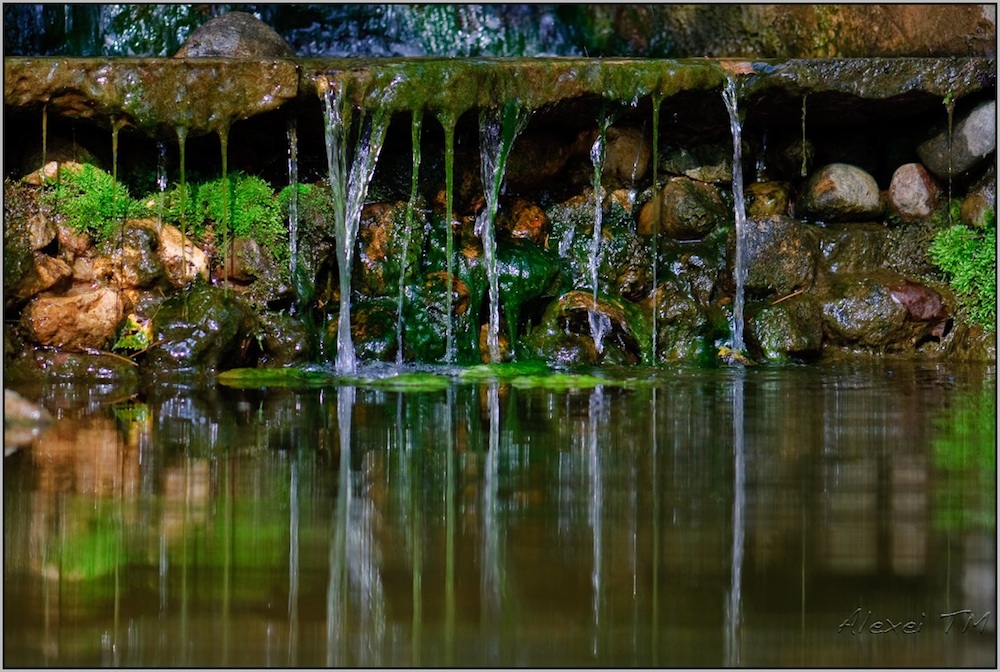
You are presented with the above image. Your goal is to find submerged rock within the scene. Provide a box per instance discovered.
[4,388,53,454]
[750,295,824,361]
[917,100,997,180]
[174,11,295,58]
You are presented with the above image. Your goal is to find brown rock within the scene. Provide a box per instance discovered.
[499,198,549,246]
[639,176,727,240]
[603,126,652,185]
[798,163,882,222]
[888,279,950,337]
[745,181,792,218]
[132,220,209,287]
[21,286,124,351]
[174,11,295,58]
[15,253,73,301]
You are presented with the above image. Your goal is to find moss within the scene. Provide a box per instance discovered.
[42,163,143,242]
[198,172,288,262]
[929,217,996,331]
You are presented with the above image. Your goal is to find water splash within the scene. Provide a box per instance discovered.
[321,76,393,374]
[723,76,748,354]
[396,113,422,365]
[588,110,613,354]
[477,100,530,363]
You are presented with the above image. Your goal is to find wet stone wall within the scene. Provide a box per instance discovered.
[2,56,996,379]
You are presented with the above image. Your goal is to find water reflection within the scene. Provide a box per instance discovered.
[3,362,996,667]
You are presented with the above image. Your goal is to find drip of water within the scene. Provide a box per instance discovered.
[756,130,768,181]
[397,113,422,365]
[477,100,530,363]
[321,76,393,374]
[441,116,457,363]
[723,76,748,354]
[800,94,809,177]
[588,112,613,354]
[41,103,48,177]
[176,126,189,284]
[156,140,168,231]
[218,124,230,285]
[650,96,662,362]
[945,98,955,225]
[287,117,299,297]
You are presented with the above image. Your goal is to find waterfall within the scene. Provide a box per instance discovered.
[320,76,393,374]
[440,115,457,363]
[650,96,662,362]
[477,100,530,363]
[723,76,748,354]
[588,111,613,354]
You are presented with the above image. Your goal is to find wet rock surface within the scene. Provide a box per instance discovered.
[798,163,882,223]
[917,100,997,180]
[888,163,941,222]
[21,286,124,351]
[174,11,296,59]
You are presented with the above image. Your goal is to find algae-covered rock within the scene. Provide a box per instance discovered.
[495,239,562,341]
[818,223,889,275]
[355,201,424,299]
[94,221,165,289]
[525,290,651,365]
[346,298,399,363]
[174,11,295,58]
[645,279,708,361]
[749,295,824,361]
[255,311,312,367]
[146,283,254,371]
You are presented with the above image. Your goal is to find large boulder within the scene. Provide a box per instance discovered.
[174,11,295,58]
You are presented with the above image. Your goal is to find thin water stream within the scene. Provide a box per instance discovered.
[4,362,994,667]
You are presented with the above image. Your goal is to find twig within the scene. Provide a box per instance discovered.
[770,288,805,306]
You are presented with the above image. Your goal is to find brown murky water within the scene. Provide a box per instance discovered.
[3,361,995,667]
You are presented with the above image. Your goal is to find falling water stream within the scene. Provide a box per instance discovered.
[440,115,458,363]
[477,101,530,363]
[588,112,613,354]
[287,117,299,298]
[397,113,422,364]
[723,75,748,354]
[320,76,393,374]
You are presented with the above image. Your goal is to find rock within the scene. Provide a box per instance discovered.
[498,197,549,246]
[401,272,471,362]
[821,274,927,349]
[20,286,124,351]
[961,166,996,229]
[506,130,580,191]
[745,181,792,218]
[496,240,562,340]
[478,324,513,363]
[24,213,58,251]
[818,223,888,275]
[355,201,422,299]
[20,136,101,183]
[57,224,92,257]
[888,163,941,221]
[660,143,732,183]
[146,284,253,371]
[603,126,652,186]
[93,222,165,289]
[749,295,824,361]
[137,220,209,287]
[525,290,651,365]
[644,279,707,361]
[4,349,139,386]
[14,253,73,301]
[256,312,312,367]
[888,279,950,338]
[917,100,997,180]
[4,388,53,454]
[733,215,819,298]
[174,11,295,58]
[798,163,882,223]
[346,298,399,363]
[223,237,265,284]
[638,176,727,240]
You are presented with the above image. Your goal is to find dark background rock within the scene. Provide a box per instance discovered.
[173,11,295,58]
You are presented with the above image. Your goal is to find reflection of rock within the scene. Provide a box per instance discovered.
[3,388,52,455]
[162,459,211,543]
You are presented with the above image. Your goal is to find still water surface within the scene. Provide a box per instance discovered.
[4,361,996,667]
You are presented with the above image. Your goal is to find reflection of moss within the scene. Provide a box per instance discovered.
[932,383,996,531]
[55,514,121,582]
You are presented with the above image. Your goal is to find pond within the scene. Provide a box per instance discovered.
[3,360,996,667]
